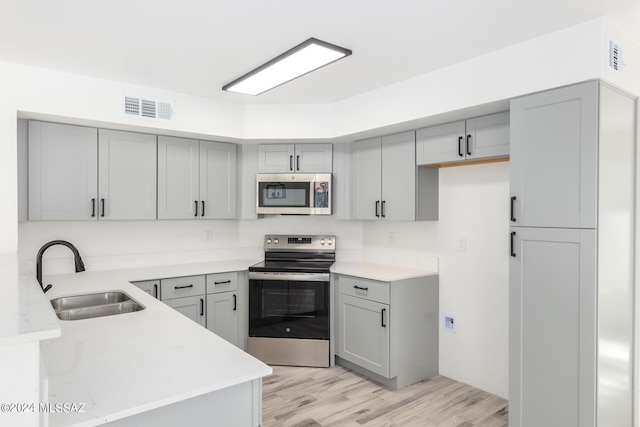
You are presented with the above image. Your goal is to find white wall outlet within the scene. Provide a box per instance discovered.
[456,236,467,252]
[444,314,456,333]
[388,231,396,244]
[204,230,213,241]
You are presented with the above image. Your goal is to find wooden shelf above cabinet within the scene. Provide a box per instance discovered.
[421,156,509,169]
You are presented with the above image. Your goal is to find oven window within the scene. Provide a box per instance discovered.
[263,288,316,317]
[249,279,329,339]
[258,181,309,208]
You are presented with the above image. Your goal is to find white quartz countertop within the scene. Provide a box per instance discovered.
[40,260,271,427]
[0,255,61,346]
[330,261,438,282]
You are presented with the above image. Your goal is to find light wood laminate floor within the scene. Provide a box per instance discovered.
[262,365,508,427]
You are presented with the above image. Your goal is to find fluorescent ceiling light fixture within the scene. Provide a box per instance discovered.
[222,38,352,96]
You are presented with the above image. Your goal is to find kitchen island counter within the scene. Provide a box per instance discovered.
[40,260,271,427]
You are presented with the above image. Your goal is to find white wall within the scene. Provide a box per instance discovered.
[362,162,510,397]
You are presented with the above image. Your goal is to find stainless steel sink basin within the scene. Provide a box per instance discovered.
[50,291,145,321]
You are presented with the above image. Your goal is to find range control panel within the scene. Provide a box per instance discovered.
[263,234,336,251]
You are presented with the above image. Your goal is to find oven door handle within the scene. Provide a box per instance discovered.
[248,272,330,282]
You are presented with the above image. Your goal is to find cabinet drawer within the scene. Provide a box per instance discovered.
[160,275,205,300]
[206,272,238,294]
[338,275,389,304]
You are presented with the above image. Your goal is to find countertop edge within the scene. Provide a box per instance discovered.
[330,261,438,282]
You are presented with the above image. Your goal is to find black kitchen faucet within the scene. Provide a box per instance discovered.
[36,240,85,294]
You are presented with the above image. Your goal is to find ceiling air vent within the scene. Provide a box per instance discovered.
[607,39,623,73]
[123,95,174,122]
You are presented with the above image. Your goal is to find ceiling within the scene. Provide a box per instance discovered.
[1,0,639,105]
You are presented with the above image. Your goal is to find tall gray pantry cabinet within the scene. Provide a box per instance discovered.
[509,81,635,427]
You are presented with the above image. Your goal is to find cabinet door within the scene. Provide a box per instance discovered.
[510,82,597,228]
[509,227,596,427]
[157,136,200,219]
[294,143,333,173]
[337,294,390,377]
[207,292,239,347]
[200,141,237,219]
[98,129,157,220]
[257,144,295,173]
[465,112,509,160]
[168,295,206,327]
[131,280,160,299]
[381,131,416,221]
[28,121,98,220]
[416,120,465,165]
[350,137,381,220]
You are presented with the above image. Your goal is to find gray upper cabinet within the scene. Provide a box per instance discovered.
[416,112,509,165]
[98,129,157,220]
[350,136,382,220]
[258,143,332,173]
[351,131,438,221]
[29,122,157,220]
[158,136,236,219]
[199,140,237,219]
[28,121,98,220]
[510,82,597,229]
[157,136,199,219]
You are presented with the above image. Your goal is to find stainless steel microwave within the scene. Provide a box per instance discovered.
[256,173,332,215]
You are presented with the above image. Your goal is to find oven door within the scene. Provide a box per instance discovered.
[249,272,329,340]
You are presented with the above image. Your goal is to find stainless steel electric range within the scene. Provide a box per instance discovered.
[248,234,335,368]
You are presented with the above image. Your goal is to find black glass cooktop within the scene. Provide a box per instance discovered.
[249,260,333,273]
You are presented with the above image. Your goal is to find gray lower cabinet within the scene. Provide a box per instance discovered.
[131,279,160,299]
[415,112,509,165]
[149,272,245,349]
[160,275,206,327]
[206,272,241,348]
[167,295,206,327]
[509,80,635,427]
[335,274,438,389]
[509,227,596,427]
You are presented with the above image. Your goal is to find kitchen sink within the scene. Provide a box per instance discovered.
[50,291,145,321]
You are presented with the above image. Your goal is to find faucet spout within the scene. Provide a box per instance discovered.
[36,240,86,294]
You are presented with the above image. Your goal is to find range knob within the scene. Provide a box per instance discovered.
[266,238,272,244]
[327,239,333,245]
[273,238,279,244]
[320,239,326,245]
